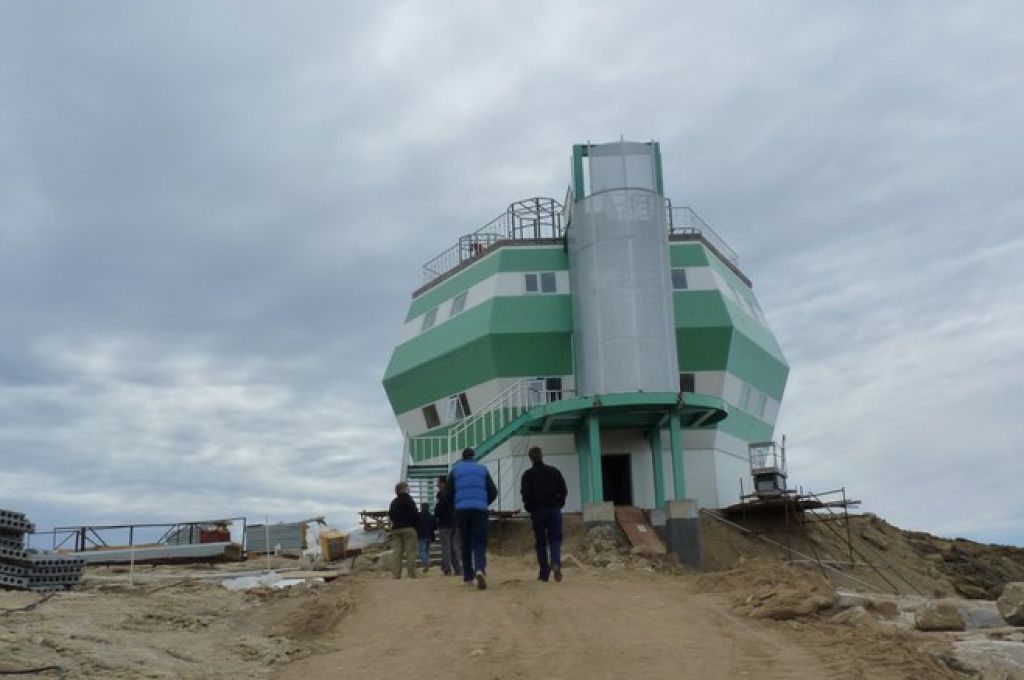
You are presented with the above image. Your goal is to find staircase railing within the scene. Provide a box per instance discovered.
[408,378,571,466]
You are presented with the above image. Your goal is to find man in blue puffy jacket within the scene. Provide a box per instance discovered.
[446,447,498,590]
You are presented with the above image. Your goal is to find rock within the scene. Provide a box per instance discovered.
[867,599,900,619]
[830,605,876,627]
[915,601,966,632]
[747,589,835,621]
[956,583,990,601]
[469,649,485,657]
[998,582,1024,626]
[952,639,1024,678]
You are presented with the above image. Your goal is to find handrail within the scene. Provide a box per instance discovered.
[422,197,564,283]
[407,378,574,465]
[669,206,738,264]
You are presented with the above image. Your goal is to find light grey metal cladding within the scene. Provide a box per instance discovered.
[569,187,679,396]
[244,523,306,554]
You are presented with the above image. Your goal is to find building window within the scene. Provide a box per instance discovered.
[672,268,688,290]
[753,391,768,418]
[449,292,467,316]
[738,383,751,410]
[421,307,438,331]
[529,377,563,404]
[679,373,695,393]
[524,272,557,294]
[422,404,440,429]
[447,392,471,421]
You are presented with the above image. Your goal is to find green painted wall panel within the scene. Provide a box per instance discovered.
[383,332,572,414]
[727,331,789,400]
[669,243,709,267]
[716,408,775,442]
[384,336,497,414]
[491,333,572,375]
[489,295,573,334]
[407,247,568,320]
[386,301,493,379]
[673,290,731,328]
[720,298,787,363]
[677,327,732,370]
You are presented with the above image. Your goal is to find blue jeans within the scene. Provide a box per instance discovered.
[531,508,563,580]
[417,538,430,566]
[456,509,488,580]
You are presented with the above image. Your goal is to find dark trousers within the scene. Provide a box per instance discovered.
[531,508,563,580]
[456,509,488,580]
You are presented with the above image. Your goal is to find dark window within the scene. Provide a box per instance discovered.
[524,273,538,293]
[679,373,695,393]
[545,377,563,402]
[449,292,467,316]
[540,271,557,293]
[421,307,438,331]
[422,404,440,429]
[672,268,688,290]
[525,272,557,294]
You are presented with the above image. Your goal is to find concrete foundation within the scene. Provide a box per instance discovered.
[583,502,616,529]
[664,500,702,570]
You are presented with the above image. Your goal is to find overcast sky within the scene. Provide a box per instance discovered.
[1,2,1021,546]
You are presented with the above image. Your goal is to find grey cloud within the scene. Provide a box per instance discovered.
[1,1,1021,545]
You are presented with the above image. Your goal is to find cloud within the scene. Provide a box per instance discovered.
[0,1,1021,546]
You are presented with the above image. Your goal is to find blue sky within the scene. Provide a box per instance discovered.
[1,1,1021,545]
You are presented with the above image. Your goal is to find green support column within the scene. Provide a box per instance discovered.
[650,426,665,509]
[587,411,604,502]
[576,426,591,505]
[669,409,685,500]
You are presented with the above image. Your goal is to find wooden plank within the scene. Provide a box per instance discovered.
[614,506,666,555]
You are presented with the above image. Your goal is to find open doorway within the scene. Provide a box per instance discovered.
[601,454,633,505]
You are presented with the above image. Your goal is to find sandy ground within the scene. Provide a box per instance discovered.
[6,512,1020,679]
[273,554,958,680]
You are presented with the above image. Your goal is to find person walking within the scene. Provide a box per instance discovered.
[447,447,497,590]
[387,482,419,579]
[433,476,461,577]
[520,446,567,582]
[416,502,436,571]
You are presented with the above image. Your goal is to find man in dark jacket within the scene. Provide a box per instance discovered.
[387,482,419,579]
[447,447,498,590]
[415,502,436,571]
[433,476,461,576]
[520,446,567,582]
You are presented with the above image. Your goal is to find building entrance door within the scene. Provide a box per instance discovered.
[601,454,633,506]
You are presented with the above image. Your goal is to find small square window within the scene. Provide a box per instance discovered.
[421,308,438,332]
[524,273,538,293]
[449,292,467,316]
[447,392,471,420]
[739,383,752,410]
[545,377,563,402]
[672,268,688,290]
[422,404,440,429]
[679,373,695,393]
[539,272,557,293]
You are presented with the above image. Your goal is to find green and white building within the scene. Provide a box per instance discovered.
[383,141,788,514]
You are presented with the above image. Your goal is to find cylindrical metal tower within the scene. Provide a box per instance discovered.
[568,141,679,396]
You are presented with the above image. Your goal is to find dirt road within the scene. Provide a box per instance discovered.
[275,555,831,680]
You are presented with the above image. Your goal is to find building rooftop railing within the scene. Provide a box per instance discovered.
[419,194,741,289]
[669,205,738,264]
[422,197,564,283]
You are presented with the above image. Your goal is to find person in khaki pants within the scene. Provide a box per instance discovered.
[388,482,419,578]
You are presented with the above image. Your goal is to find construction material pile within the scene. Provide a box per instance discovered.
[0,508,85,591]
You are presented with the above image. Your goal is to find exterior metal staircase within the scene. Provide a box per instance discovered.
[407,378,561,466]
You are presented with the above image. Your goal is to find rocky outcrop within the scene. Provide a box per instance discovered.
[998,582,1024,626]
[914,601,965,631]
